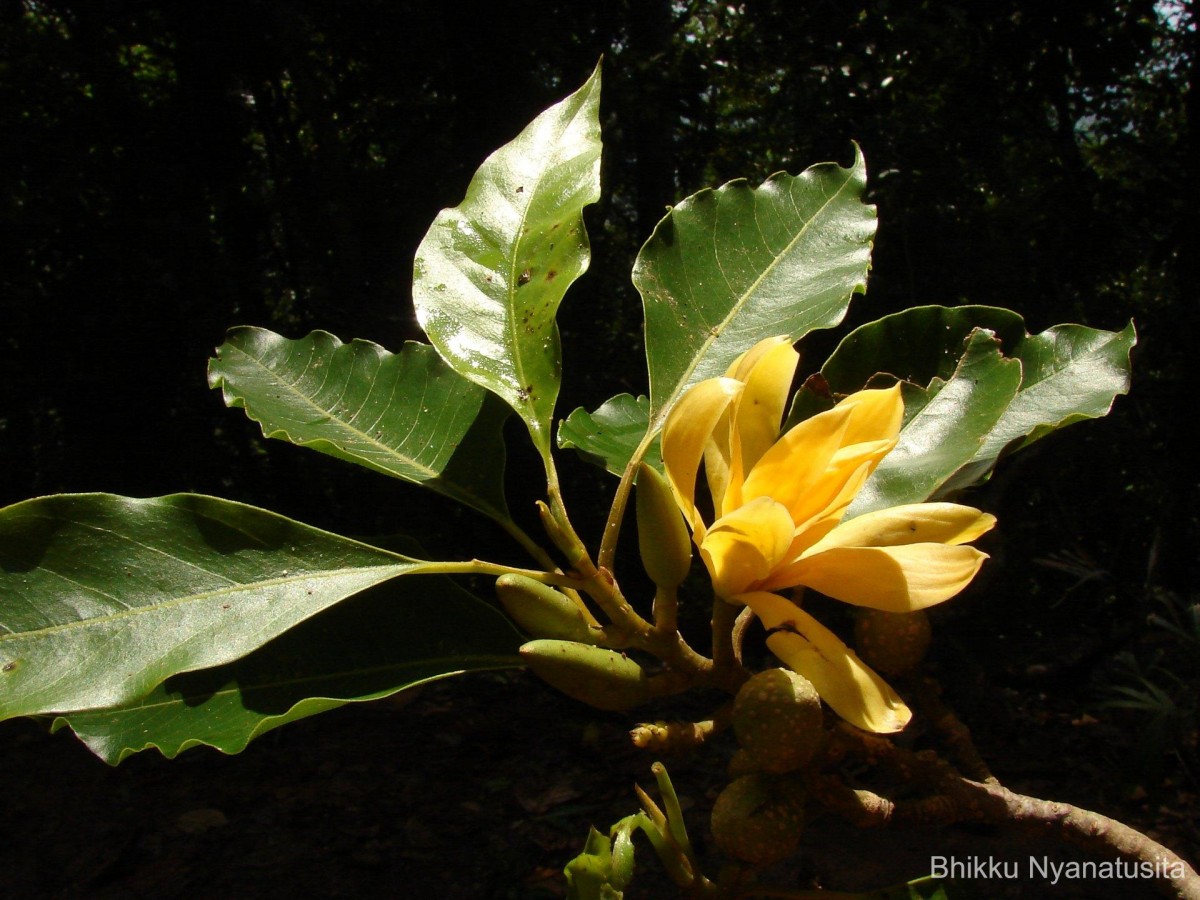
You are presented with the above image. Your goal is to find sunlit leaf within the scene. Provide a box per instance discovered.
[413,63,602,454]
[48,573,521,763]
[846,329,1022,516]
[637,147,876,440]
[0,494,439,719]
[209,327,510,521]
[558,394,660,476]
[804,305,1135,501]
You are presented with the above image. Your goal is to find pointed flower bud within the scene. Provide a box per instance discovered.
[636,463,693,589]
[520,639,651,711]
[496,574,599,644]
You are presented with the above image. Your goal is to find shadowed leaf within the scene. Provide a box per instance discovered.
[49,573,521,763]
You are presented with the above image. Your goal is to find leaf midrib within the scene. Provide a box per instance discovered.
[501,88,595,430]
[3,563,414,642]
[221,337,442,482]
[653,165,860,425]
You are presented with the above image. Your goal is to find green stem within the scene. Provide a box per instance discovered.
[598,426,658,571]
[409,558,585,589]
[653,585,679,634]
[652,762,697,862]
[496,515,561,571]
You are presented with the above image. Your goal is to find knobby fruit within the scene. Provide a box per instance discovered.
[853,608,932,677]
[710,773,805,866]
[732,668,823,773]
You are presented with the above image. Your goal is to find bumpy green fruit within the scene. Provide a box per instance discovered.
[732,669,823,773]
[496,574,599,644]
[519,640,651,711]
[853,608,931,676]
[710,774,805,866]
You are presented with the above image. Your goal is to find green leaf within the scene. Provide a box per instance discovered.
[637,147,876,432]
[412,63,603,454]
[980,319,1137,460]
[48,573,522,763]
[565,827,621,900]
[208,327,511,521]
[0,494,435,719]
[846,329,1022,516]
[558,394,660,476]
[814,305,1135,500]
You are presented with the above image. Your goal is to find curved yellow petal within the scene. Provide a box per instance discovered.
[742,591,911,733]
[811,504,996,552]
[725,335,791,380]
[740,403,854,519]
[835,384,904,447]
[662,377,742,542]
[727,340,800,506]
[774,544,989,611]
[700,497,795,598]
[703,404,735,516]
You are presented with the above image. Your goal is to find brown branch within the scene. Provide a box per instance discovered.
[816,726,1200,899]
[911,676,997,784]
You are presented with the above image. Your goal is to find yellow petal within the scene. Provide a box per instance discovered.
[727,339,800,504]
[740,403,854,520]
[742,591,911,733]
[700,497,795,598]
[834,384,904,447]
[725,335,792,380]
[772,543,989,611]
[703,404,735,516]
[788,443,891,534]
[662,377,742,542]
[810,504,996,551]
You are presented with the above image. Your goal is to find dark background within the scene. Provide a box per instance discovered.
[2,1,1197,896]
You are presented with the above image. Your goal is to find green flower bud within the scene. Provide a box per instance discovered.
[853,608,932,677]
[495,574,599,644]
[636,463,692,589]
[520,640,651,711]
[732,669,824,773]
[710,774,805,866]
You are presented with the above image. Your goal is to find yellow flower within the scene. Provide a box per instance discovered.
[661,336,995,732]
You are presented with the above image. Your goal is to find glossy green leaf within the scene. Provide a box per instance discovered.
[412,64,602,454]
[0,494,438,719]
[846,329,1022,516]
[208,327,510,521]
[557,394,660,476]
[48,573,522,763]
[813,305,1135,500]
[637,147,876,434]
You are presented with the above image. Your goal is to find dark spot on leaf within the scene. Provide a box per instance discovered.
[518,269,531,286]
[2,660,18,673]
[516,185,524,193]
[545,269,557,281]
